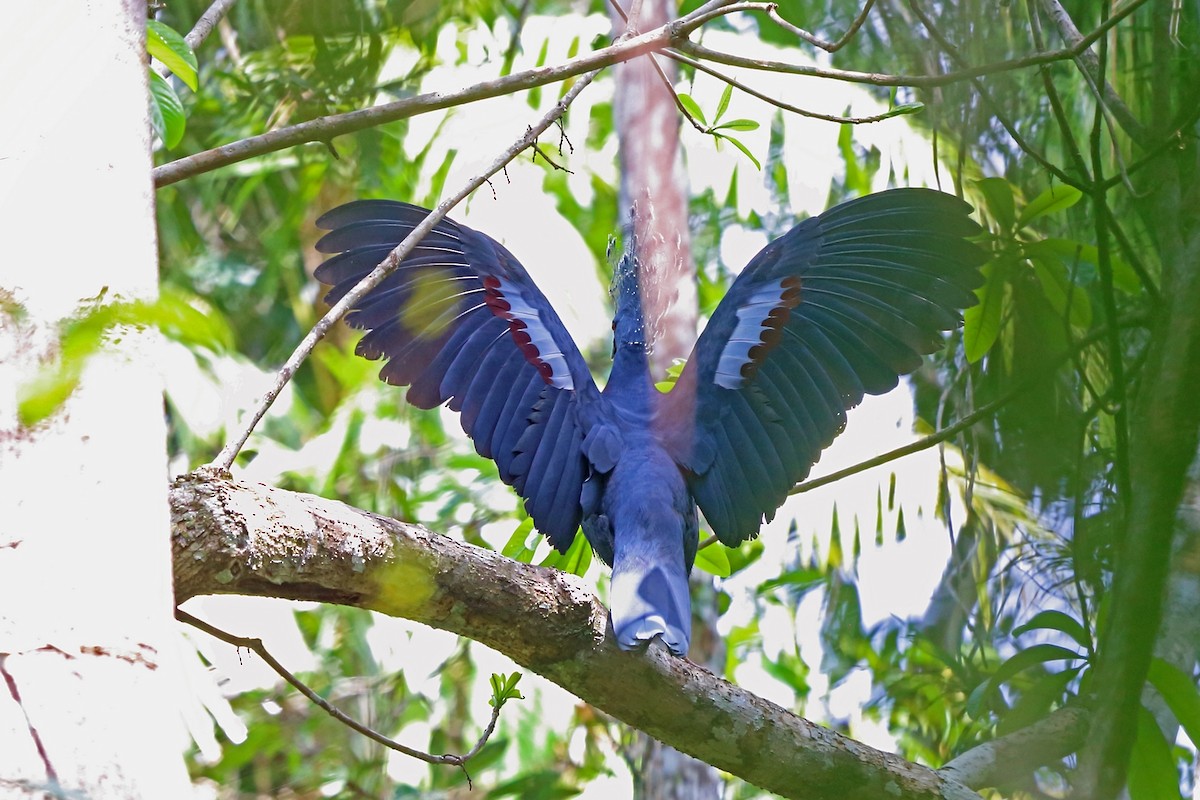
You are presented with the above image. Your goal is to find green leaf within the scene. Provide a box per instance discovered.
[539,529,592,577]
[1012,610,1092,652]
[1030,256,1092,328]
[987,643,1084,694]
[1128,706,1182,800]
[714,119,760,132]
[148,69,186,148]
[501,517,538,563]
[694,540,731,578]
[488,672,525,708]
[1025,238,1141,294]
[1018,184,1082,228]
[963,257,1006,362]
[1147,658,1200,749]
[879,102,924,118]
[714,84,732,125]
[146,20,198,90]
[973,177,1016,231]
[717,134,761,170]
[677,93,706,126]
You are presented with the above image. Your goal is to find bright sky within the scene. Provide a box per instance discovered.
[179,11,974,794]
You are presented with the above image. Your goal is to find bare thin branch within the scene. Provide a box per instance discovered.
[210,70,600,470]
[177,608,503,782]
[153,0,747,186]
[766,0,877,53]
[668,47,918,124]
[183,0,238,50]
[790,316,1147,496]
[1037,0,1149,145]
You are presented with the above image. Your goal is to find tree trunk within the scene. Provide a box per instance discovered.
[0,1,189,797]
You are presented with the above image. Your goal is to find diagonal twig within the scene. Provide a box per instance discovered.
[177,609,503,785]
[210,69,601,470]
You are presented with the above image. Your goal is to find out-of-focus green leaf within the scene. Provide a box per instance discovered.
[963,257,1007,362]
[1025,238,1141,294]
[539,529,592,577]
[694,540,731,577]
[501,517,538,563]
[974,177,1016,231]
[1147,658,1200,748]
[1012,610,1092,652]
[1127,706,1183,800]
[971,644,1084,714]
[1018,184,1082,228]
[1031,257,1092,328]
[147,19,198,90]
[148,69,186,148]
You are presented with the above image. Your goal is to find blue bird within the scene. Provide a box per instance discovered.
[313,188,984,656]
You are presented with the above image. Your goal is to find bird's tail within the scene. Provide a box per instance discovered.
[609,546,691,656]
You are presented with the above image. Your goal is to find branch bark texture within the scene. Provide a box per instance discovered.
[172,471,988,800]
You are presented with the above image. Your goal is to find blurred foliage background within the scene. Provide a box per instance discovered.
[151,0,1200,797]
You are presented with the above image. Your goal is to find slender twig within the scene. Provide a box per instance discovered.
[904,0,1081,189]
[788,316,1147,496]
[177,609,502,782]
[766,0,877,53]
[668,48,917,124]
[183,0,239,50]
[677,0,1147,89]
[1037,0,1149,146]
[210,69,601,470]
[153,1,743,187]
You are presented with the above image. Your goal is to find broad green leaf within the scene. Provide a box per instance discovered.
[718,134,761,170]
[694,541,731,578]
[1147,658,1200,748]
[1018,184,1083,228]
[147,20,198,90]
[540,529,592,576]
[677,93,706,126]
[714,119,759,132]
[501,517,538,562]
[714,84,732,125]
[990,644,1083,688]
[1011,610,1092,651]
[1128,706,1182,800]
[1025,238,1141,294]
[963,257,1006,362]
[973,177,1016,231]
[148,69,186,148]
[1031,257,1092,328]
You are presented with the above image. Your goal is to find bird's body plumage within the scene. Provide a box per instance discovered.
[314,189,985,657]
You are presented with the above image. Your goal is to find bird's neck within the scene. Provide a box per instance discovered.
[607,340,655,415]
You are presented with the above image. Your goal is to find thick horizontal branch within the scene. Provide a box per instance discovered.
[171,470,994,800]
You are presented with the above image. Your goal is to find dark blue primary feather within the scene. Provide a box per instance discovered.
[658,188,985,545]
[314,189,984,656]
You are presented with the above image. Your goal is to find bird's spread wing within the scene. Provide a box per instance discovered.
[657,189,986,545]
[314,200,604,548]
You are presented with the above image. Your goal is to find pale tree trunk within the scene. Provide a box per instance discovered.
[0,1,190,797]
[609,1,719,797]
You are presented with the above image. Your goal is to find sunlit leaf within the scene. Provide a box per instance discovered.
[694,540,731,578]
[677,93,706,126]
[1018,184,1082,228]
[718,134,761,170]
[147,19,198,90]
[714,83,732,125]
[148,69,186,148]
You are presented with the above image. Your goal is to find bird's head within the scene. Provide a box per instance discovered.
[611,248,651,355]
